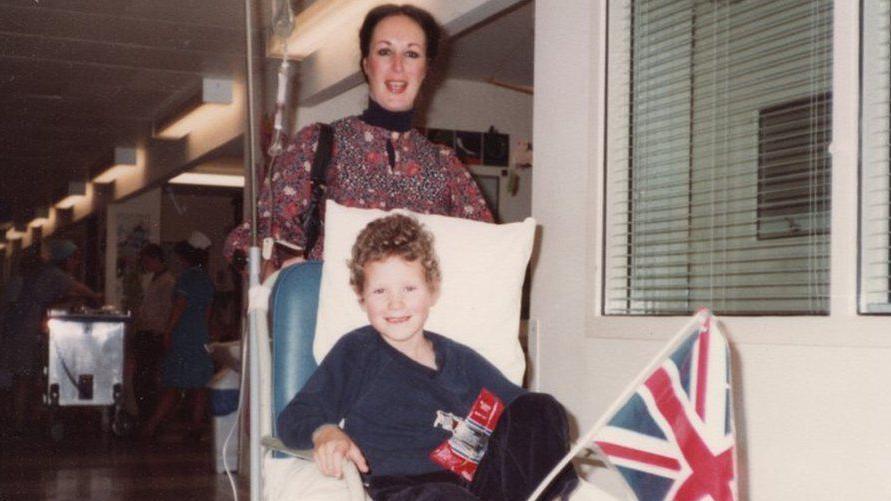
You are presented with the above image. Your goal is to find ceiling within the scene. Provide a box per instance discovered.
[0,0,247,224]
[0,0,532,225]
[448,1,533,89]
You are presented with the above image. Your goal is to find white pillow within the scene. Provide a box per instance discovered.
[314,200,535,384]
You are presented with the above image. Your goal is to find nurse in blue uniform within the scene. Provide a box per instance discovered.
[140,231,215,440]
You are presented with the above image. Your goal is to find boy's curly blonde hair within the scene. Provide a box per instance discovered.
[348,214,441,295]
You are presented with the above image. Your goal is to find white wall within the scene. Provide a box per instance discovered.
[160,189,238,290]
[105,188,162,307]
[532,0,891,499]
[530,0,600,422]
[423,78,533,140]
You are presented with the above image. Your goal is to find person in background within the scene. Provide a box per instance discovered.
[224,3,492,271]
[130,243,176,420]
[140,232,215,441]
[4,240,101,436]
[0,248,43,427]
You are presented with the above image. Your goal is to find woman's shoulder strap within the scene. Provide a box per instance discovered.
[300,122,334,258]
[310,122,334,183]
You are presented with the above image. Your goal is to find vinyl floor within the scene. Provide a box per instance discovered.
[0,408,249,501]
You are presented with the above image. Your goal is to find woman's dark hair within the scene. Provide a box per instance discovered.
[139,243,165,263]
[173,240,208,268]
[359,4,442,81]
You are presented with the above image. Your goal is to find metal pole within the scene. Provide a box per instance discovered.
[247,247,262,500]
[242,0,262,498]
[244,0,260,242]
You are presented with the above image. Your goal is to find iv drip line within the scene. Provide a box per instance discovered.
[262,1,306,260]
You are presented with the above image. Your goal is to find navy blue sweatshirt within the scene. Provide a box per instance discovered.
[277,325,524,477]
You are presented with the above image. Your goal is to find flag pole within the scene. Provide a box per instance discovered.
[526,311,710,501]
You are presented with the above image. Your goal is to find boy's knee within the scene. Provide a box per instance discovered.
[512,392,562,413]
[506,393,568,430]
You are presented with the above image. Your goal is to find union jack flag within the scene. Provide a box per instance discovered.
[592,310,737,500]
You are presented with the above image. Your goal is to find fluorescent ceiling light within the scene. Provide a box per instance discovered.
[168,172,244,188]
[268,0,378,60]
[93,147,138,183]
[55,181,87,209]
[55,196,81,210]
[29,206,51,227]
[155,103,223,139]
[155,78,234,139]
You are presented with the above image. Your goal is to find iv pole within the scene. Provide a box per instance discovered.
[242,0,262,498]
[243,0,294,498]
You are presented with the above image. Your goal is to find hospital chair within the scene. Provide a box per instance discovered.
[252,203,622,500]
[254,260,621,501]
[259,261,367,501]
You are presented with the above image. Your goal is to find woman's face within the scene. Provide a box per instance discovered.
[362,15,428,112]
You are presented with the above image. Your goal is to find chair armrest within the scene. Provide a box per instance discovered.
[262,435,368,501]
[261,436,313,461]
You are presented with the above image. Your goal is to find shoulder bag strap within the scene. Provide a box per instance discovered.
[301,123,334,259]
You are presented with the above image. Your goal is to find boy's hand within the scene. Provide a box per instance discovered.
[312,425,369,478]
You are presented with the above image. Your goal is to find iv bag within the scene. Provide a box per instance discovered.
[272,0,295,39]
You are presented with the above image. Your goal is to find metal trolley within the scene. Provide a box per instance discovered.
[44,308,133,440]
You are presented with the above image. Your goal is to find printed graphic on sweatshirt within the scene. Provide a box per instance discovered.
[429,388,505,481]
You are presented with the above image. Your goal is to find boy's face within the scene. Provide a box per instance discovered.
[359,255,438,349]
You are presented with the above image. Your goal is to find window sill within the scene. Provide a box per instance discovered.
[585,314,891,348]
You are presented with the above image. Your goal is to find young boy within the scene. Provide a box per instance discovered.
[277,214,577,500]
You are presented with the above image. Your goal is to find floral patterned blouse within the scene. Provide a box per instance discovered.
[224,116,493,262]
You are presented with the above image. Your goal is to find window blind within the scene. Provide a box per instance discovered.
[604,0,833,315]
[860,0,891,313]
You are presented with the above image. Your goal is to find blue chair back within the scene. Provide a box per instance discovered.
[270,261,322,437]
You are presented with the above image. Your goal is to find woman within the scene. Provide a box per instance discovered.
[141,232,215,440]
[224,4,493,268]
[2,241,101,435]
[131,243,176,419]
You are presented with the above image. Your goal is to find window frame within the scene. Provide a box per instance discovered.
[585,0,883,347]
[601,0,834,317]
[858,0,891,314]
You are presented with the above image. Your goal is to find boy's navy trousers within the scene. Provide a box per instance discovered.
[366,393,579,501]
